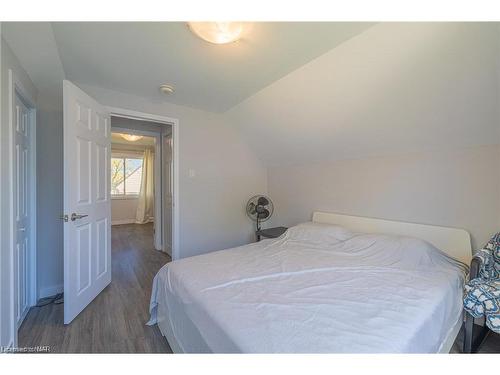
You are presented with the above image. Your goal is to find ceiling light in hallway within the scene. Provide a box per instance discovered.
[120,134,144,142]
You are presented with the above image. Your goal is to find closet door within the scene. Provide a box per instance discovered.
[14,93,31,327]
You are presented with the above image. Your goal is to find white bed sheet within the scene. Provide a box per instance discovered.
[149,223,467,353]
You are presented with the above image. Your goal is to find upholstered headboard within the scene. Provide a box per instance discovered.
[312,211,472,265]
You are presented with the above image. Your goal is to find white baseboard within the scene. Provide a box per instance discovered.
[112,219,136,226]
[39,284,63,299]
[112,218,154,226]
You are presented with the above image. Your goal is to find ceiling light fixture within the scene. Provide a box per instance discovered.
[187,22,245,44]
[120,133,144,142]
[159,84,175,95]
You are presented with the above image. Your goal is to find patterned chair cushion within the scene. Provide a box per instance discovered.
[463,232,500,333]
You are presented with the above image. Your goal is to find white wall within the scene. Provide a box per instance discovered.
[112,198,139,225]
[227,23,500,252]
[0,37,38,347]
[268,145,500,251]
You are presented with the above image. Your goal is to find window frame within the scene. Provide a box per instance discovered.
[111,153,144,199]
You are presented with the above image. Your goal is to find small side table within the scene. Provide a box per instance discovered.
[256,226,288,242]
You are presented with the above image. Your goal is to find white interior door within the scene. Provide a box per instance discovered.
[14,93,31,327]
[162,132,173,256]
[63,80,111,324]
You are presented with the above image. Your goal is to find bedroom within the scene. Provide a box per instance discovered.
[1,0,500,373]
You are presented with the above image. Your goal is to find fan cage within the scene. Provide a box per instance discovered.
[246,195,274,227]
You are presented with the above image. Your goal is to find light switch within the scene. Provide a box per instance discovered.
[188,169,196,178]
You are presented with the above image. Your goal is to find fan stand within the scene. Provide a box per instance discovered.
[256,217,261,232]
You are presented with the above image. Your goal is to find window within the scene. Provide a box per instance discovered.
[111,156,143,197]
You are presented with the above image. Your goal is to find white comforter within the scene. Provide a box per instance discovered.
[149,222,467,353]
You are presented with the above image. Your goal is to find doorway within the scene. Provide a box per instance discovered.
[57,82,180,325]
[111,116,173,256]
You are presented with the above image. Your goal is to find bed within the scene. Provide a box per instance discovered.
[148,212,472,353]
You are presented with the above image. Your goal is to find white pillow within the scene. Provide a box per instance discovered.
[344,233,467,271]
[285,222,353,243]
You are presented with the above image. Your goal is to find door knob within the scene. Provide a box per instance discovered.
[71,213,88,221]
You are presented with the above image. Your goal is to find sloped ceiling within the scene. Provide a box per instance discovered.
[51,22,374,112]
[226,22,500,166]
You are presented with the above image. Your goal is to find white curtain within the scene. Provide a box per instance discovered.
[136,149,154,224]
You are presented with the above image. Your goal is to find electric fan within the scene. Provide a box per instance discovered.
[245,195,274,231]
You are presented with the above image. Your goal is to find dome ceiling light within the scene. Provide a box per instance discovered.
[159,84,175,95]
[120,134,143,142]
[187,22,245,44]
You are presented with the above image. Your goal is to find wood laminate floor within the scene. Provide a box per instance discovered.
[18,223,172,353]
[451,325,500,353]
[18,223,500,353]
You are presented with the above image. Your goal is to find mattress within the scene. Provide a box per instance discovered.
[148,222,467,353]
